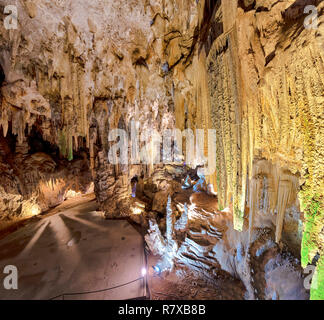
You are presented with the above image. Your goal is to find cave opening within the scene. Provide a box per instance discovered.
[0,64,5,87]
[27,125,60,157]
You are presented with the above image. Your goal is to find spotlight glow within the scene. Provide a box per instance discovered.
[132,207,143,215]
[65,189,82,199]
[30,205,41,216]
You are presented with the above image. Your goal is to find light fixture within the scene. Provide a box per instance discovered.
[30,204,41,216]
[65,189,81,199]
[131,202,145,215]
[141,267,147,276]
[132,207,143,215]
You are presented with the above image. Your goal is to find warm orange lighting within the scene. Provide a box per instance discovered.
[131,201,145,215]
[30,205,41,216]
[65,190,82,199]
[132,207,143,215]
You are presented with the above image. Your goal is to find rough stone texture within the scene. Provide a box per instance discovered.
[145,188,309,300]
[178,0,324,299]
[0,0,188,219]
[0,127,93,225]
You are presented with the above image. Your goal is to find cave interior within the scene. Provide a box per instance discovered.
[0,0,323,301]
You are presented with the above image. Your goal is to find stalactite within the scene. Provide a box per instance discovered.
[248,178,256,244]
[165,195,173,243]
[275,180,292,244]
[175,202,189,231]
[311,254,324,300]
[67,131,73,161]
[58,128,67,158]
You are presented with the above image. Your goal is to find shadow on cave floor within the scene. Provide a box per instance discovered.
[0,194,98,241]
[0,193,147,300]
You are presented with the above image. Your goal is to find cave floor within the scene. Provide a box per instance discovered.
[0,194,146,300]
[144,190,246,300]
[147,254,246,300]
[0,192,247,300]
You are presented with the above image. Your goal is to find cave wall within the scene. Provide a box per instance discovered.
[0,126,93,222]
[182,0,323,299]
[146,0,322,299]
[0,0,197,219]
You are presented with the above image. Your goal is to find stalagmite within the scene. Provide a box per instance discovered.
[182,175,192,189]
[175,203,188,231]
[275,180,292,244]
[165,195,173,243]
[144,219,166,256]
[248,178,257,245]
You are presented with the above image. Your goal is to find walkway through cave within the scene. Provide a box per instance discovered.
[0,194,147,300]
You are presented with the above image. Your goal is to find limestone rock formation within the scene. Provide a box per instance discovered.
[145,186,309,300]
